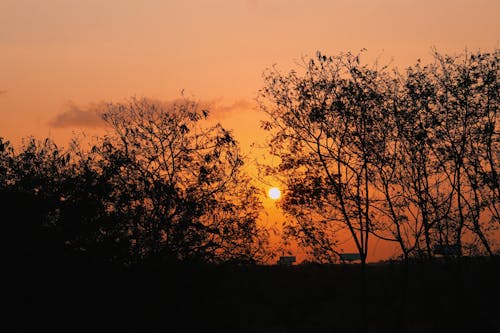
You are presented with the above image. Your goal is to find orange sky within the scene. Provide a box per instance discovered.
[1,0,499,262]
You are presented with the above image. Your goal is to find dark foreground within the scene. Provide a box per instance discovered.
[6,257,500,333]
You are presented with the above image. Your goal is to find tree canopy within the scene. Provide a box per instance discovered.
[259,49,499,263]
[1,97,267,265]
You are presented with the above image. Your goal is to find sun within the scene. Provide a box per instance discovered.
[268,187,281,200]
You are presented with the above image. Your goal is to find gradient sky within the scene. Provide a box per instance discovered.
[1,0,499,261]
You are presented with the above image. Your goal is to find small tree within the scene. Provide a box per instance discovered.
[1,137,71,260]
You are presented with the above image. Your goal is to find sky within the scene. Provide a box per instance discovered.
[1,0,499,261]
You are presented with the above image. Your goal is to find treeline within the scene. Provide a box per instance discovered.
[1,49,498,267]
[260,49,499,263]
[1,98,268,266]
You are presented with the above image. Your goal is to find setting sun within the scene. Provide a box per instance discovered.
[268,187,281,200]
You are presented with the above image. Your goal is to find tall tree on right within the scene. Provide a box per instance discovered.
[396,49,499,257]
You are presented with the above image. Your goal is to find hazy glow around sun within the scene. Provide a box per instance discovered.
[268,187,281,200]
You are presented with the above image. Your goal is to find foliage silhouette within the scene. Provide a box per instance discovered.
[259,49,499,263]
[1,97,267,266]
[2,50,498,267]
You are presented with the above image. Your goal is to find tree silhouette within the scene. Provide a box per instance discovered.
[259,49,499,263]
[1,137,66,261]
[259,51,394,265]
[392,50,499,258]
[1,97,267,265]
[96,97,267,263]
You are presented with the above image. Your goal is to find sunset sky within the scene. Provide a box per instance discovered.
[1,0,498,261]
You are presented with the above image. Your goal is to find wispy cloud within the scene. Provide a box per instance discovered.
[208,99,257,120]
[49,102,107,128]
[0,90,7,96]
[49,97,257,128]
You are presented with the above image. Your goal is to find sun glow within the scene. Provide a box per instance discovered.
[268,187,281,200]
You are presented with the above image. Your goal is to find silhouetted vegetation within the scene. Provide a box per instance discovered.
[1,97,268,267]
[260,49,499,263]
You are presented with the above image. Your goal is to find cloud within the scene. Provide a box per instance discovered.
[0,90,7,95]
[215,99,255,113]
[49,102,107,128]
[208,99,257,120]
[49,97,257,128]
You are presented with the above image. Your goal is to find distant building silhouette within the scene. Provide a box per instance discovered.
[339,253,361,263]
[277,255,296,266]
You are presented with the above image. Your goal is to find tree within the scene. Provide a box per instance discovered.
[1,137,71,261]
[97,97,267,263]
[259,51,398,265]
[405,49,499,257]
